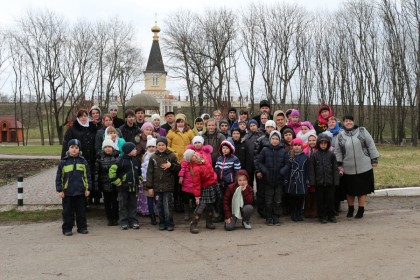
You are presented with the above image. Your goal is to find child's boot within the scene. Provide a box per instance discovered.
[355,206,364,219]
[346,205,354,218]
[206,211,216,230]
[150,214,157,225]
[183,204,190,221]
[190,213,200,234]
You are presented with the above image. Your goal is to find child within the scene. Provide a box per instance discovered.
[224,170,254,231]
[105,126,126,156]
[186,135,213,164]
[56,139,91,236]
[237,120,248,138]
[254,130,289,225]
[285,138,309,222]
[109,142,142,230]
[203,118,226,166]
[219,120,231,138]
[192,117,206,136]
[231,128,253,178]
[138,135,158,225]
[183,149,220,234]
[296,121,316,148]
[145,137,181,231]
[214,140,241,222]
[287,109,302,135]
[303,133,318,218]
[282,127,295,153]
[95,138,120,226]
[309,133,340,224]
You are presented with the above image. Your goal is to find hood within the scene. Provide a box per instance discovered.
[316,132,332,150]
[235,169,250,185]
[218,140,235,155]
[269,130,281,142]
[317,104,332,125]
[273,110,286,121]
[89,105,102,116]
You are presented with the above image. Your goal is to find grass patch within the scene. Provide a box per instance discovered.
[375,145,420,189]
[0,209,61,223]
[0,145,61,155]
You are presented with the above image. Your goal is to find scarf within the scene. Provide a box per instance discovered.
[77,118,89,128]
[104,127,119,151]
[232,186,244,219]
[328,122,341,136]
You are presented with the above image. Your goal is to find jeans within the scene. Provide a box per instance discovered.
[265,184,283,219]
[118,192,138,226]
[62,194,87,233]
[156,192,174,227]
[224,205,253,231]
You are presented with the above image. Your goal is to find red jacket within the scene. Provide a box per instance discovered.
[223,170,254,219]
[191,159,218,197]
[179,160,194,194]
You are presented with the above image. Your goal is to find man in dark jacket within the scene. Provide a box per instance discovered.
[252,100,273,127]
[119,109,140,144]
[161,111,175,134]
[309,133,340,224]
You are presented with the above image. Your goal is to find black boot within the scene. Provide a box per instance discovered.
[183,204,190,221]
[190,213,200,234]
[355,207,364,219]
[206,211,216,230]
[347,205,354,218]
[150,214,157,225]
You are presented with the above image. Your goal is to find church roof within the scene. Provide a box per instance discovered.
[145,40,166,74]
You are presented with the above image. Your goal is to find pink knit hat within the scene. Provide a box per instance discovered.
[140,122,154,132]
[290,109,300,117]
[301,121,314,130]
[292,138,303,146]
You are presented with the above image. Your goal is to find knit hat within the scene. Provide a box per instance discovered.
[282,127,296,138]
[108,104,118,112]
[248,119,258,127]
[156,137,168,146]
[269,130,281,141]
[146,135,156,147]
[307,132,317,141]
[175,113,186,122]
[122,142,136,155]
[164,111,175,117]
[259,100,270,108]
[290,109,300,117]
[150,114,160,121]
[219,140,235,154]
[68,139,81,149]
[228,107,236,114]
[102,138,115,150]
[183,149,195,163]
[292,138,303,146]
[265,120,276,128]
[140,122,154,132]
[301,121,314,130]
[192,136,204,145]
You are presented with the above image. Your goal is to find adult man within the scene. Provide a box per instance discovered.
[119,109,140,143]
[134,107,146,128]
[253,100,273,127]
[108,104,124,128]
[161,111,175,134]
[227,108,237,128]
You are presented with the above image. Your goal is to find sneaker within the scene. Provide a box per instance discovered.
[131,224,140,229]
[273,217,280,226]
[328,216,337,223]
[266,218,273,226]
[121,225,128,230]
[77,229,88,234]
[242,221,252,230]
[167,226,174,231]
[63,231,72,236]
[158,224,166,231]
[319,218,328,224]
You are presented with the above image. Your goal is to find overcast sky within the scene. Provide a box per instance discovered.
[0,0,345,96]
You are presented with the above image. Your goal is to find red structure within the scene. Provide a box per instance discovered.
[0,116,24,143]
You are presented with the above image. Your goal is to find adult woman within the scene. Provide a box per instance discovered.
[313,104,333,135]
[334,115,380,219]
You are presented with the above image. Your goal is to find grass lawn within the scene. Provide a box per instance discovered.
[375,145,420,188]
[0,145,61,155]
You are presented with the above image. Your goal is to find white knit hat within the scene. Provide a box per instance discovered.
[150,114,161,121]
[102,139,115,150]
[192,136,204,145]
[265,120,276,128]
[183,149,195,163]
[146,135,156,147]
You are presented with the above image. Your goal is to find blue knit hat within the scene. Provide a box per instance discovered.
[122,142,136,155]
[68,139,81,149]
[248,119,258,127]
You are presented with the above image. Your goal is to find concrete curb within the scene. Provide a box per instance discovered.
[370,187,420,197]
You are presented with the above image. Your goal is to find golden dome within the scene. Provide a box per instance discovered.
[151,22,160,41]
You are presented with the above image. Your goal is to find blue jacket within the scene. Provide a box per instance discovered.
[254,144,289,186]
[56,153,92,196]
[109,155,141,192]
[285,152,309,195]
[214,140,241,186]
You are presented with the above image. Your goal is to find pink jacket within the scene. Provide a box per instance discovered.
[185,144,213,164]
[179,160,194,194]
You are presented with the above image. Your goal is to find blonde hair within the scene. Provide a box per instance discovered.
[206,118,217,127]
[106,126,117,135]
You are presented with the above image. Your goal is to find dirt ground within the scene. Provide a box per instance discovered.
[1,196,420,280]
[0,159,58,186]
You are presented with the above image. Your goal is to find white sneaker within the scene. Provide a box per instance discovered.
[242,221,252,229]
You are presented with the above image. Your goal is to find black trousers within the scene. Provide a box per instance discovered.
[103,191,119,222]
[316,186,335,219]
[62,194,87,233]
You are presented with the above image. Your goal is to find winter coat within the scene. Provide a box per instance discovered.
[109,155,141,193]
[232,139,253,177]
[214,141,241,186]
[113,116,125,129]
[334,126,380,175]
[179,160,194,194]
[95,150,119,192]
[285,152,309,195]
[254,144,289,186]
[287,121,302,135]
[167,127,195,162]
[309,134,340,187]
[161,122,173,134]
[94,127,123,154]
[153,126,167,137]
[243,130,264,154]
[56,153,92,196]
[185,144,213,166]
[61,120,96,166]
[191,159,218,197]
[134,132,159,161]
[119,123,140,144]
[253,133,270,156]
[145,149,180,193]
[223,171,254,219]
[203,131,226,165]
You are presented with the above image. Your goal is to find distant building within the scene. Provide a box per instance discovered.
[0,116,24,143]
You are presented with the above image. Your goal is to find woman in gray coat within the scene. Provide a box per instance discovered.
[334,115,380,219]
